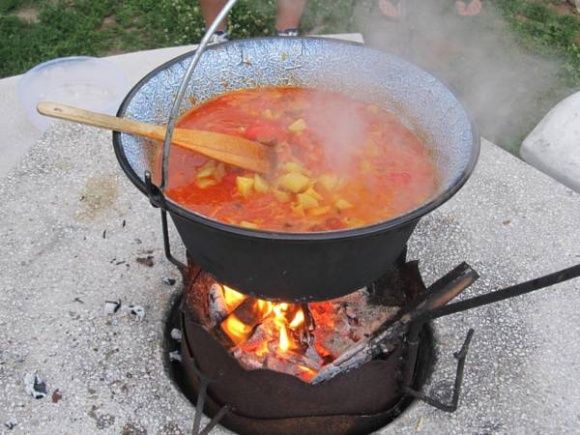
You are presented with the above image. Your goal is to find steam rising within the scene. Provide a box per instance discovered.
[302,93,367,170]
[343,0,575,150]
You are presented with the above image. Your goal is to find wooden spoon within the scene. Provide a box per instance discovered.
[37,101,273,174]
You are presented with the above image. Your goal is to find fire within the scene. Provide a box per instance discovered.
[207,279,390,384]
[222,285,246,310]
[289,309,305,329]
[278,322,290,352]
[223,315,253,345]
[220,285,307,356]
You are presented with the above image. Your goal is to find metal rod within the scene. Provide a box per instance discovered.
[403,328,474,412]
[161,209,186,271]
[418,264,580,322]
[160,0,239,191]
[402,262,479,323]
[199,405,231,435]
[192,377,210,435]
[401,263,478,387]
[402,322,421,387]
[312,263,477,384]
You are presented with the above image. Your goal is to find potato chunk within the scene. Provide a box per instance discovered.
[253,174,270,193]
[335,199,353,211]
[288,118,307,133]
[305,187,323,201]
[282,161,306,174]
[297,193,320,210]
[240,221,259,229]
[278,172,310,194]
[196,160,217,179]
[309,206,331,216]
[196,178,217,189]
[318,174,339,191]
[236,176,254,198]
[214,162,226,181]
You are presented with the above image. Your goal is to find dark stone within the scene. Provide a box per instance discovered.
[95,414,115,430]
[121,422,147,435]
[163,277,176,286]
[157,423,184,435]
[136,256,154,267]
[51,389,62,403]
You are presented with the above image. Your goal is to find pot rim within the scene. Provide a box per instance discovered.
[113,36,480,242]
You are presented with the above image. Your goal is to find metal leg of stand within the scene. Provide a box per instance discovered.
[404,329,474,413]
[199,405,231,435]
[192,377,210,435]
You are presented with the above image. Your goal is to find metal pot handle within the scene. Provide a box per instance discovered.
[143,0,240,270]
[159,0,240,192]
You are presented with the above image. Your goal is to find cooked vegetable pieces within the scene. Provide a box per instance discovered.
[164,87,439,232]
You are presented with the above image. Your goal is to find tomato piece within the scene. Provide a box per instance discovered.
[244,122,283,144]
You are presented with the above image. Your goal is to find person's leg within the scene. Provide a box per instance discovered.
[378,0,406,20]
[275,0,307,34]
[455,0,483,16]
[199,0,229,32]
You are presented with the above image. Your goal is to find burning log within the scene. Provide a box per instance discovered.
[310,292,400,361]
[311,322,406,384]
[218,297,264,345]
[205,271,465,384]
[208,283,229,325]
[312,263,478,384]
[232,348,264,370]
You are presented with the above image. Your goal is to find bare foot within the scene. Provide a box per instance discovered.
[379,0,405,20]
[455,0,483,16]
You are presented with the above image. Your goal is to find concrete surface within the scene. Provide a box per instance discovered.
[0,118,579,435]
[1,30,580,435]
[0,45,194,178]
[521,91,580,193]
[0,33,364,179]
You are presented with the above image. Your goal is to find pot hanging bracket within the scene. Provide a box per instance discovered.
[144,170,187,272]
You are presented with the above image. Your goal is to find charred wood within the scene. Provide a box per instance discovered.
[208,283,229,326]
[312,263,478,384]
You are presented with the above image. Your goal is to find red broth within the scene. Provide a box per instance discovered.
[164,86,438,232]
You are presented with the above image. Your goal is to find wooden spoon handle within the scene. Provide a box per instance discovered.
[37,101,167,141]
[37,101,272,174]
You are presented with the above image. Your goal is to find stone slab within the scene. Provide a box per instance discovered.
[521,91,580,193]
[0,119,579,434]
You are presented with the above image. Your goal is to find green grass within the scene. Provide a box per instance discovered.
[0,0,354,78]
[1,0,578,154]
[1,0,577,81]
[494,0,580,86]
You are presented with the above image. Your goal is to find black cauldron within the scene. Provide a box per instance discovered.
[113,37,479,301]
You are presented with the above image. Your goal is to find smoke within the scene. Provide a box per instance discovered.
[345,0,575,152]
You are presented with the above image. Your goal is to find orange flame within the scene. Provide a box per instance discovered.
[296,365,317,382]
[278,322,290,352]
[220,286,307,357]
[223,314,253,345]
[289,309,305,329]
[223,285,246,311]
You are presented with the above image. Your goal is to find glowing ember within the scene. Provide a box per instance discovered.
[212,282,397,383]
